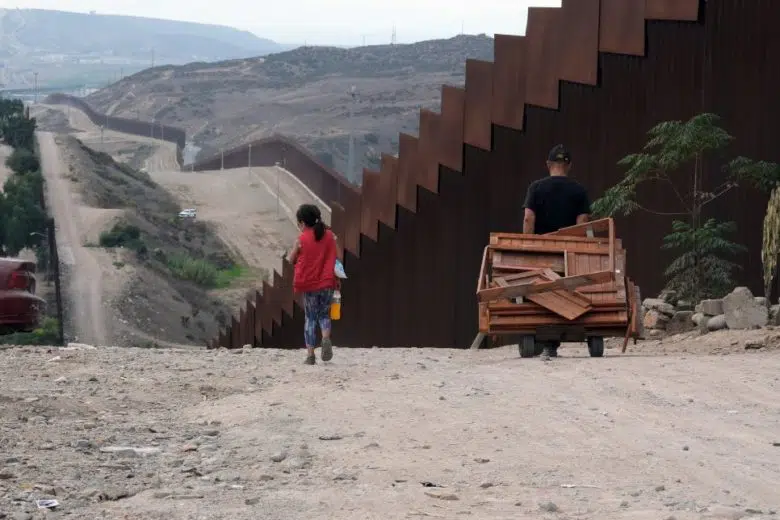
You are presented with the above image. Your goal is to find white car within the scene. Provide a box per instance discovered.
[178,208,197,219]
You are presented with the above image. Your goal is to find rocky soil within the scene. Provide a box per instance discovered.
[1,337,779,519]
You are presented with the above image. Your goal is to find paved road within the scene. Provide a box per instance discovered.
[38,131,108,345]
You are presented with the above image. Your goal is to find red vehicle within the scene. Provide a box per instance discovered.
[0,258,45,333]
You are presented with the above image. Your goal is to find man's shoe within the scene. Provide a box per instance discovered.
[304,353,316,365]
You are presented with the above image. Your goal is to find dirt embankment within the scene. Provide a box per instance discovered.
[56,135,238,346]
[0,336,779,519]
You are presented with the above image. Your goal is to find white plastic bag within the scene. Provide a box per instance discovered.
[334,258,347,279]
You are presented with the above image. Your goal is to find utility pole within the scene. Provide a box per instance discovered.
[277,146,286,220]
[33,72,38,103]
[100,125,104,145]
[347,85,357,183]
[220,148,224,170]
[248,144,252,177]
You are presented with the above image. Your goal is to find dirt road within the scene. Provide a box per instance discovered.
[150,166,330,275]
[33,103,180,172]
[0,336,778,519]
[37,132,109,345]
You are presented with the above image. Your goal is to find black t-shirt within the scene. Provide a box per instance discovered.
[523,176,590,234]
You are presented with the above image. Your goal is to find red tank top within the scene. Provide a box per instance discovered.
[293,228,337,293]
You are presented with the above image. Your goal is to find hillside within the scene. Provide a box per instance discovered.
[85,35,495,180]
[55,135,241,346]
[0,8,295,89]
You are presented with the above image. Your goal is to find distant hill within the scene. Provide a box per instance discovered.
[85,35,495,180]
[0,8,291,61]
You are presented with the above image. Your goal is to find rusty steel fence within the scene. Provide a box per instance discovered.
[42,0,780,350]
[43,93,187,165]
[211,0,780,350]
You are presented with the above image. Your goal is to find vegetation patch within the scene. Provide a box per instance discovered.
[0,317,60,346]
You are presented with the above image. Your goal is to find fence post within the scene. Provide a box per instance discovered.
[47,218,64,345]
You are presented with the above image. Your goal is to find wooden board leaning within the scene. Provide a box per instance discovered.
[473,218,643,357]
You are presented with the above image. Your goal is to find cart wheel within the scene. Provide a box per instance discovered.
[519,336,536,358]
[587,336,605,358]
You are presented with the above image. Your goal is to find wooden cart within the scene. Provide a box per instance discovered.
[472,218,643,357]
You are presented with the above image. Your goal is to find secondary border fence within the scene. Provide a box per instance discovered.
[46,0,780,350]
[43,93,187,166]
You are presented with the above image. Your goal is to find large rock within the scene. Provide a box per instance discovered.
[770,305,780,326]
[707,314,728,331]
[658,290,678,304]
[667,311,695,335]
[643,310,670,330]
[642,298,676,317]
[695,299,724,316]
[723,287,768,329]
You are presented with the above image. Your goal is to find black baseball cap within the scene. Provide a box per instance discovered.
[547,144,571,164]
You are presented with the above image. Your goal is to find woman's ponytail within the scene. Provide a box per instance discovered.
[313,219,325,241]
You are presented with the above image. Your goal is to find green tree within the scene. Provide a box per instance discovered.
[0,172,47,256]
[592,113,777,302]
[5,148,40,174]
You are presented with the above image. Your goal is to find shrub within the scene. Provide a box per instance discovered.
[5,148,40,174]
[0,318,60,345]
[167,254,219,287]
[99,223,144,251]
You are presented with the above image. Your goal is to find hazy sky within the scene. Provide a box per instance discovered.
[1,0,561,45]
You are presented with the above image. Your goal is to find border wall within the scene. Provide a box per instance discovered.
[211,0,780,349]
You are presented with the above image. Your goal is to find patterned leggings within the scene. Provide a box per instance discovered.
[303,289,333,347]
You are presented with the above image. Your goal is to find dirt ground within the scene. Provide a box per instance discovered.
[148,166,328,287]
[32,104,180,172]
[0,331,778,520]
[38,131,119,346]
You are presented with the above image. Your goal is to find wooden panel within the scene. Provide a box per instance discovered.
[557,0,601,85]
[397,133,419,212]
[494,272,592,320]
[478,270,615,302]
[417,109,441,194]
[330,203,346,260]
[378,154,399,229]
[439,86,465,172]
[341,187,362,257]
[525,7,563,109]
[492,34,527,131]
[528,291,592,320]
[493,250,566,272]
[490,311,628,328]
[600,0,646,55]
[280,260,295,316]
[645,0,699,20]
[464,59,494,150]
[360,169,380,242]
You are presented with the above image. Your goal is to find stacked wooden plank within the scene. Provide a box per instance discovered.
[476,219,642,343]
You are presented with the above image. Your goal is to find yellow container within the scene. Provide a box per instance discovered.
[330,291,341,320]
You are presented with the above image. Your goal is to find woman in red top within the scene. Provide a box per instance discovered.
[287,204,338,365]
